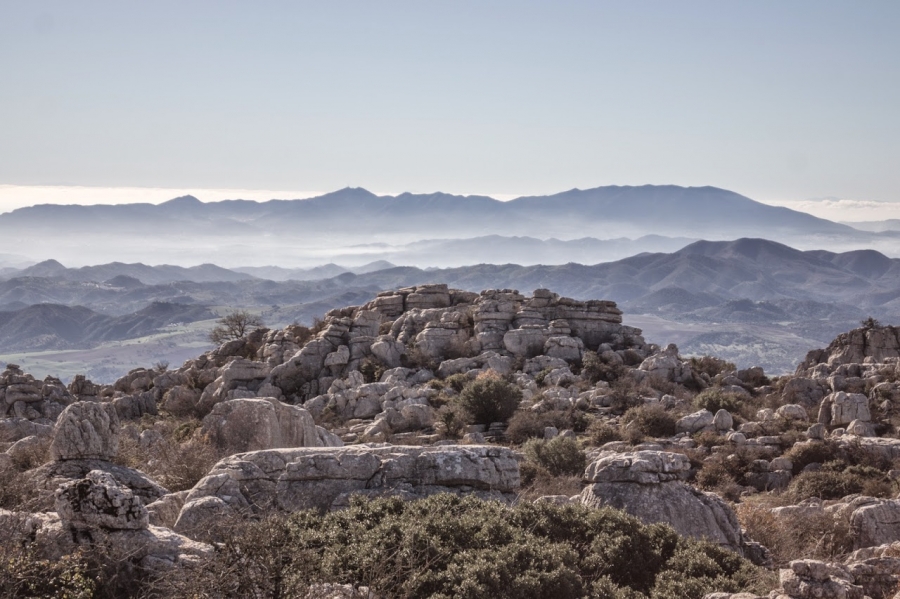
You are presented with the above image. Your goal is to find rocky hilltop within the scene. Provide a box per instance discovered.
[5,285,900,598]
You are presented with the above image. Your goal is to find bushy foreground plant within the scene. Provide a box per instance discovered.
[522,436,586,477]
[153,494,766,599]
[455,372,522,425]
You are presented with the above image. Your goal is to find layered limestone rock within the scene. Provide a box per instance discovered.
[200,396,342,452]
[798,324,900,374]
[579,451,750,556]
[175,445,520,540]
[0,364,74,421]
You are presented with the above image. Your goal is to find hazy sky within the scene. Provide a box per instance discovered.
[1,1,898,216]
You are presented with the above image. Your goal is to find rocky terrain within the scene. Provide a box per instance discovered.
[6,283,900,596]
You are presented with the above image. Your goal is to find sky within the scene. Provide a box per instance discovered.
[1,1,898,220]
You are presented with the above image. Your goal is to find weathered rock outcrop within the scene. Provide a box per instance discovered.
[798,324,900,374]
[55,469,149,530]
[175,445,520,540]
[579,451,750,556]
[200,397,342,453]
[50,401,120,461]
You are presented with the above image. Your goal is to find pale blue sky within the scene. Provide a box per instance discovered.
[1,1,898,210]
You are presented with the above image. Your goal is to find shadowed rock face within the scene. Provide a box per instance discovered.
[579,451,747,555]
[174,445,520,541]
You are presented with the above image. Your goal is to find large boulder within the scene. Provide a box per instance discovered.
[50,401,119,461]
[849,499,900,550]
[829,392,871,426]
[55,470,149,530]
[175,445,520,540]
[580,451,746,554]
[200,397,342,453]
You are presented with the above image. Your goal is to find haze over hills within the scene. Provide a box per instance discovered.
[0,185,893,268]
[2,237,900,375]
[0,301,215,352]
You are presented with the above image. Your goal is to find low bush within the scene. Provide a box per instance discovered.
[116,417,223,492]
[153,494,766,599]
[788,462,893,501]
[455,372,523,425]
[738,501,853,567]
[622,404,677,438]
[0,546,95,599]
[607,378,646,414]
[523,437,586,477]
[692,388,743,415]
[444,372,471,393]
[587,419,622,446]
[690,356,736,379]
[581,351,626,384]
[359,357,386,384]
[783,440,842,475]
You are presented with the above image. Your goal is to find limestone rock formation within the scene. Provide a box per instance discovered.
[175,445,520,540]
[55,469,149,530]
[580,451,748,555]
[200,396,342,453]
[50,401,120,461]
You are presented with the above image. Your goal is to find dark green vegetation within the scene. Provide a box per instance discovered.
[153,494,766,599]
[0,495,767,599]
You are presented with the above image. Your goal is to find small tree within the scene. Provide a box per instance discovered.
[208,310,264,344]
[456,372,522,426]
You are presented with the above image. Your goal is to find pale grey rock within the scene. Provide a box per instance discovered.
[778,559,863,599]
[676,409,714,434]
[830,392,871,426]
[714,409,733,431]
[175,445,520,540]
[777,404,809,421]
[370,336,406,368]
[200,397,340,453]
[580,478,743,552]
[29,458,168,505]
[145,490,190,529]
[807,423,826,440]
[6,434,50,465]
[850,499,900,550]
[584,451,691,484]
[503,327,547,357]
[846,419,876,437]
[543,335,584,362]
[50,401,119,461]
[0,418,53,443]
[55,470,149,530]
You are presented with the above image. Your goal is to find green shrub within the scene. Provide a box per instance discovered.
[444,372,471,393]
[689,356,736,379]
[692,388,742,415]
[582,351,626,384]
[523,437,586,477]
[0,546,95,599]
[622,404,677,438]
[788,462,893,501]
[456,374,523,425]
[152,494,766,599]
[607,379,645,414]
[359,357,386,384]
[783,441,842,475]
[587,419,622,446]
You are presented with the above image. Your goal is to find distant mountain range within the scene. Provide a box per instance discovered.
[0,185,893,267]
[0,301,214,352]
[1,238,898,372]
